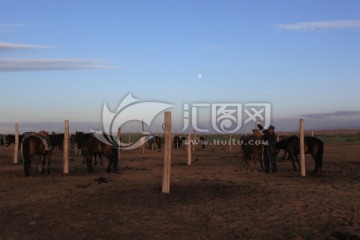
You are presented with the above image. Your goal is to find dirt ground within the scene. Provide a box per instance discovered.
[0,140,359,240]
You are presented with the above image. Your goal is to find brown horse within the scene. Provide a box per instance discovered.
[22,135,52,177]
[240,129,264,170]
[276,135,324,174]
[81,135,118,173]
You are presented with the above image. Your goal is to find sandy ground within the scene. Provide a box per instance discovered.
[0,141,359,240]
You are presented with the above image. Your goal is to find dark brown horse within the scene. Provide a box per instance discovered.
[240,129,264,170]
[276,135,324,174]
[75,132,103,166]
[22,135,52,177]
[80,135,118,173]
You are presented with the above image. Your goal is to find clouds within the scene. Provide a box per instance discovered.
[275,19,360,31]
[300,111,360,119]
[1,21,120,71]
[0,23,27,31]
[0,59,121,71]
[0,42,51,51]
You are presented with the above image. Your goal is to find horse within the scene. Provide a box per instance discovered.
[21,135,52,176]
[75,132,103,166]
[173,135,181,148]
[199,136,206,150]
[80,135,118,173]
[148,136,162,150]
[277,135,290,160]
[5,134,24,147]
[276,135,324,174]
[240,129,264,170]
[48,133,64,151]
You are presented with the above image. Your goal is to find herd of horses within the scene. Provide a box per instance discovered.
[1,129,324,177]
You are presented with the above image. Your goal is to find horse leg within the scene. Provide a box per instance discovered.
[40,155,46,174]
[295,154,301,171]
[99,153,103,166]
[289,153,297,171]
[106,154,112,173]
[24,154,33,177]
[46,154,52,174]
[94,153,97,166]
[259,155,264,171]
[310,151,319,174]
[86,155,93,173]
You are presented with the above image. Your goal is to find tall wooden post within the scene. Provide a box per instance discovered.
[311,130,314,137]
[63,120,69,174]
[118,127,121,161]
[162,112,172,193]
[187,132,192,166]
[13,123,19,164]
[299,119,306,177]
[142,119,145,154]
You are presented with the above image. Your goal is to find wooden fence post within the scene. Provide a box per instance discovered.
[229,134,232,151]
[118,127,121,161]
[142,120,145,154]
[162,112,172,193]
[299,119,306,177]
[187,132,192,166]
[63,120,69,174]
[13,123,19,164]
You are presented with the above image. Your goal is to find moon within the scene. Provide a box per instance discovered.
[197,74,202,79]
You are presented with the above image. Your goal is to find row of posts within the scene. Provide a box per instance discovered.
[10,115,307,194]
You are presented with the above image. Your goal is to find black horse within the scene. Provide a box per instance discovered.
[5,134,24,147]
[48,133,64,151]
[276,135,324,174]
[22,135,52,176]
[80,135,118,173]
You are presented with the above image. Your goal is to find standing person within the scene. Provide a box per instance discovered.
[258,124,277,173]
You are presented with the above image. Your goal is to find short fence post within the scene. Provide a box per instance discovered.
[187,132,192,166]
[162,112,172,193]
[13,123,19,164]
[299,119,306,177]
[229,134,232,151]
[63,120,69,174]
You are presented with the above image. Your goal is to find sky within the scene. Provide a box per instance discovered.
[1,0,360,133]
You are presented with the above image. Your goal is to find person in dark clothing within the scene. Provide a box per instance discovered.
[258,124,277,173]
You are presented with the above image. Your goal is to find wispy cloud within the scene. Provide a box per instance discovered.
[0,59,122,71]
[275,19,360,31]
[300,111,360,119]
[0,23,28,30]
[0,42,51,51]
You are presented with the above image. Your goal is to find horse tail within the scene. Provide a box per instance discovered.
[316,139,324,170]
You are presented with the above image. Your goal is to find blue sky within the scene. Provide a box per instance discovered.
[1,0,360,133]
